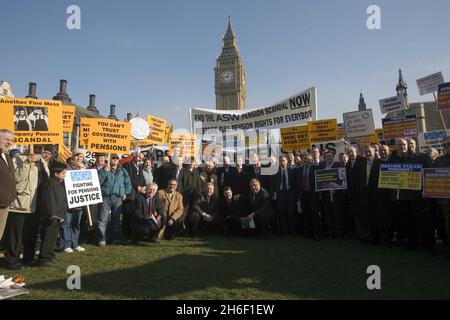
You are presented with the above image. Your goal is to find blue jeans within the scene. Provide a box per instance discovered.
[59,211,82,249]
[97,196,123,243]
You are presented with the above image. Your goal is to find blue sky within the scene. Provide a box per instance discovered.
[1,0,450,129]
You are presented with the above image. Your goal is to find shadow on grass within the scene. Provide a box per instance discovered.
[27,236,450,299]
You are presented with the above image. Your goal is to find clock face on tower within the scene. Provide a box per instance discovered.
[220,70,234,84]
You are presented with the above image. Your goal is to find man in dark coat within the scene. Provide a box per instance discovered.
[177,160,203,227]
[350,146,379,243]
[122,153,146,239]
[0,129,16,241]
[229,158,250,196]
[298,152,321,240]
[217,156,235,195]
[153,156,176,191]
[220,186,245,235]
[389,138,432,252]
[37,162,68,266]
[271,156,297,235]
[189,182,220,235]
[247,178,274,239]
[370,145,395,245]
[317,150,341,238]
[345,146,363,239]
[131,183,167,243]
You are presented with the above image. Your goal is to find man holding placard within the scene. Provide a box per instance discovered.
[385,138,433,252]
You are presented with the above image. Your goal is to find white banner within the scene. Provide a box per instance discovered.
[65,169,103,209]
[190,87,317,135]
[379,94,406,114]
[310,139,346,163]
[343,109,375,138]
[416,72,444,96]
[418,130,450,155]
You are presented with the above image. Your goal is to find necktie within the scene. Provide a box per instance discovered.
[282,169,287,191]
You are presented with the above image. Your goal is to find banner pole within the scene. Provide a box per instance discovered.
[433,91,447,131]
[86,205,93,227]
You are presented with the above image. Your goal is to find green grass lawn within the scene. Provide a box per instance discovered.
[1,236,450,300]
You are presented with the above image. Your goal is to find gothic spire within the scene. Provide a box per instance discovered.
[358,91,367,111]
[396,68,408,96]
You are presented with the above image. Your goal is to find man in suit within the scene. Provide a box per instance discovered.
[317,150,340,238]
[177,158,203,231]
[331,152,349,240]
[389,138,433,252]
[153,156,176,191]
[247,179,274,239]
[356,146,379,243]
[220,186,245,236]
[122,153,146,239]
[189,182,220,235]
[298,149,321,240]
[272,156,297,235]
[370,144,394,245]
[216,156,235,195]
[0,129,16,241]
[345,146,362,239]
[131,183,167,243]
[199,161,219,197]
[246,154,271,192]
[229,157,250,196]
[157,179,184,240]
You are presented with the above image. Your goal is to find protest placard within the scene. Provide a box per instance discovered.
[142,115,167,145]
[0,97,63,145]
[423,168,450,198]
[315,167,347,191]
[379,95,407,114]
[79,118,93,147]
[416,72,444,96]
[62,105,76,132]
[169,133,196,157]
[437,82,450,111]
[343,109,375,138]
[280,125,309,151]
[418,130,450,155]
[308,119,339,144]
[64,169,103,209]
[378,163,422,190]
[382,115,418,139]
[87,119,132,153]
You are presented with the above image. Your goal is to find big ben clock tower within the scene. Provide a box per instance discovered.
[215,17,247,110]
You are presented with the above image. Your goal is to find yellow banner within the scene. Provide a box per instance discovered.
[281,125,310,151]
[308,119,338,144]
[0,97,63,145]
[169,133,196,157]
[62,105,76,133]
[58,144,72,163]
[87,119,132,153]
[79,118,94,147]
[164,124,173,143]
[140,115,167,145]
[378,164,422,190]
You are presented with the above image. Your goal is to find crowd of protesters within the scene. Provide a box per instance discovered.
[1,128,450,271]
